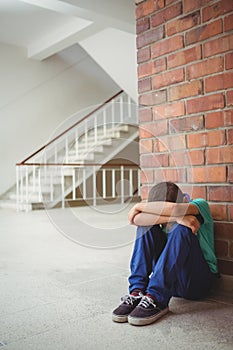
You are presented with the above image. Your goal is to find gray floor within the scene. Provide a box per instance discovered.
[0,205,232,350]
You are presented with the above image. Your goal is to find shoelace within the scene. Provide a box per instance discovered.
[121,294,142,305]
[139,296,157,309]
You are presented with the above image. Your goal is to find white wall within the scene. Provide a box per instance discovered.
[80,28,138,102]
[0,43,119,195]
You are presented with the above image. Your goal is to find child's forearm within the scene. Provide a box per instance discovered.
[135,201,199,217]
[133,213,178,226]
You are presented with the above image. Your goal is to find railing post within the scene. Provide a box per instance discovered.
[129,169,133,197]
[61,167,65,209]
[82,167,86,200]
[112,168,115,198]
[102,168,106,199]
[103,110,107,136]
[93,166,96,206]
[121,165,124,204]
[120,95,124,123]
[72,168,76,200]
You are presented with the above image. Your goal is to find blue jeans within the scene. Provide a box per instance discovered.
[128,224,212,307]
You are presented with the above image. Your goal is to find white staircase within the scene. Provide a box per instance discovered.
[1,91,139,211]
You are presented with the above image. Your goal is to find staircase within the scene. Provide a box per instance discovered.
[1,91,140,211]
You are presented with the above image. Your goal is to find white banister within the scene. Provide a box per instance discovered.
[15,91,139,211]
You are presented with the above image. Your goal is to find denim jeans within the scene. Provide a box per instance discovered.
[128,224,212,307]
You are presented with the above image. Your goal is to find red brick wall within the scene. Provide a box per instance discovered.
[136,0,233,275]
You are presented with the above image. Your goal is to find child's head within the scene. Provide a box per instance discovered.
[148,181,184,203]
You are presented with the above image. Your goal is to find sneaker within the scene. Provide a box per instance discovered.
[128,295,169,326]
[112,291,144,323]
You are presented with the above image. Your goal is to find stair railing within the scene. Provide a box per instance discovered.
[15,91,139,211]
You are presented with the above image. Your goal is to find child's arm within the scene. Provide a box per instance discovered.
[132,212,200,234]
[129,201,199,219]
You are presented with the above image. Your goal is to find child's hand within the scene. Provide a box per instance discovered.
[128,205,141,224]
[176,215,200,235]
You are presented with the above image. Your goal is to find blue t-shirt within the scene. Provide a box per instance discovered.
[191,198,218,274]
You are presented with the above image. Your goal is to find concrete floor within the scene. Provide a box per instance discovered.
[0,205,233,350]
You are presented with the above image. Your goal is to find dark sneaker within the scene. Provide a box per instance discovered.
[128,295,169,326]
[112,292,144,323]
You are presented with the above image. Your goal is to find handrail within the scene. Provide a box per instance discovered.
[18,90,123,165]
[16,162,139,167]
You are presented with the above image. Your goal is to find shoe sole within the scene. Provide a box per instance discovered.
[112,313,128,323]
[128,307,169,326]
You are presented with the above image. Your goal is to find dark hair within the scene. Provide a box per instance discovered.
[148,181,184,203]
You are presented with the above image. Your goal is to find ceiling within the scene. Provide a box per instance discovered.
[0,0,135,60]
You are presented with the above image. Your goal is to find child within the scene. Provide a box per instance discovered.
[112,182,219,326]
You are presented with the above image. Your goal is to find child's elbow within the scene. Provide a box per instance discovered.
[133,214,144,226]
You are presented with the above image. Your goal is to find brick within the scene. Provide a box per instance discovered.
[136,0,155,19]
[138,58,166,78]
[204,34,233,58]
[137,17,150,35]
[170,149,204,166]
[225,13,233,32]
[226,90,233,106]
[228,129,233,144]
[154,138,169,152]
[187,166,227,183]
[186,56,224,80]
[140,120,168,138]
[152,68,184,89]
[141,153,169,167]
[186,19,222,45]
[140,139,153,154]
[139,107,153,122]
[226,52,233,70]
[214,222,233,240]
[153,101,185,120]
[187,130,226,148]
[138,61,153,78]
[167,11,200,36]
[209,204,228,220]
[137,47,150,64]
[155,0,165,10]
[225,110,233,126]
[205,111,224,129]
[209,185,233,202]
[157,134,186,151]
[154,168,186,183]
[140,169,154,184]
[139,125,152,138]
[206,146,233,164]
[207,110,232,130]
[203,0,233,22]
[169,80,202,101]
[151,2,182,27]
[139,90,167,106]
[183,0,212,13]
[230,242,233,258]
[138,78,151,93]
[140,185,151,200]
[228,165,233,183]
[168,46,201,69]
[152,57,167,74]
[169,115,204,133]
[137,27,164,49]
[229,204,233,222]
[205,72,233,93]
[181,185,207,200]
[215,240,228,258]
[151,35,183,58]
[187,93,225,114]
[217,260,233,276]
